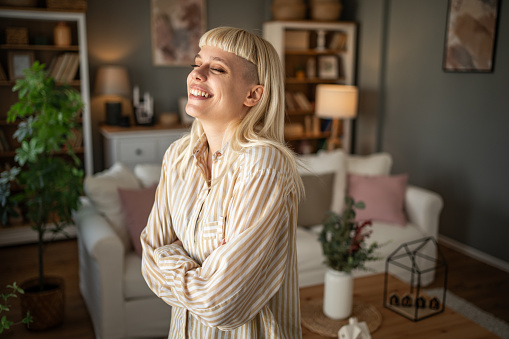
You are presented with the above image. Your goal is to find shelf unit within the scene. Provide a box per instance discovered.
[263,20,357,153]
[0,8,92,245]
[0,8,93,175]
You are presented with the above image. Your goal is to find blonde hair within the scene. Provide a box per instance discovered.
[174,26,304,199]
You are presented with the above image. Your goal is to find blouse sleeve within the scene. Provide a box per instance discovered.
[141,153,297,330]
[140,150,180,305]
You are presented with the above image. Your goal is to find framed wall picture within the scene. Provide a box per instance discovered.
[443,0,500,73]
[8,51,34,80]
[318,55,338,79]
[151,0,207,66]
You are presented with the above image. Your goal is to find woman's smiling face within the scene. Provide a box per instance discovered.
[186,45,260,128]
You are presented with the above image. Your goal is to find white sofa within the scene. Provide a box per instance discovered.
[74,150,443,338]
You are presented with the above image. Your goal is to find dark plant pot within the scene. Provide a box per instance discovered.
[20,276,65,331]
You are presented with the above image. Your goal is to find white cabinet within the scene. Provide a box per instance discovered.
[101,125,188,170]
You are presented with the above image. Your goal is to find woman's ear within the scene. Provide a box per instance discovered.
[244,85,264,107]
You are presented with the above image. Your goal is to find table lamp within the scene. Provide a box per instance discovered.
[315,84,358,153]
[94,65,130,125]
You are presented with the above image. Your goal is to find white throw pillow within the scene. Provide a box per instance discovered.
[298,149,347,215]
[347,153,392,176]
[134,164,162,188]
[84,162,141,250]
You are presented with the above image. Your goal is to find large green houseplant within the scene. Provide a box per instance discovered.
[0,61,84,330]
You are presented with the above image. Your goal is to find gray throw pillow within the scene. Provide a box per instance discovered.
[298,173,334,227]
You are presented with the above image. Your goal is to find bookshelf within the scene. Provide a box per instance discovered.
[263,20,357,153]
[0,8,93,175]
[0,8,92,242]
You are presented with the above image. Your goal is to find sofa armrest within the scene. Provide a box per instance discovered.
[404,185,444,238]
[74,198,127,338]
[74,198,125,258]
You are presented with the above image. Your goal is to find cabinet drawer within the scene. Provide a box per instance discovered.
[118,140,157,163]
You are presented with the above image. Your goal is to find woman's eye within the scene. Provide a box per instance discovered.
[191,64,200,68]
[211,68,225,74]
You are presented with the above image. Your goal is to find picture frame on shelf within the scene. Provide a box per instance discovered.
[443,0,500,73]
[8,51,34,80]
[151,0,207,66]
[318,55,338,79]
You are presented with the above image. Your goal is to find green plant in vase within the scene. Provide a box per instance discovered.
[0,61,84,330]
[319,196,382,273]
[318,196,382,320]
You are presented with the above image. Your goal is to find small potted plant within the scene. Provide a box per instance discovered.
[318,196,382,320]
[0,61,84,330]
[0,282,33,333]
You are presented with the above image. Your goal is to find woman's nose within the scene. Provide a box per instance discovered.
[190,66,206,81]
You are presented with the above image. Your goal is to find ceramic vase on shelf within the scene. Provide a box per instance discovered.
[54,21,71,47]
[323,268,353,319]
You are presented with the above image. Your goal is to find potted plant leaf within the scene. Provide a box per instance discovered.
[0,282,33,333]
[318,196,382,320]
[0,61,84,330]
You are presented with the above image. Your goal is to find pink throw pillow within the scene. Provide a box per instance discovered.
[347,173,408,226]
[118,184,157,256]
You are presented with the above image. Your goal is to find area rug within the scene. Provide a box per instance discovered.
[425,288,509,338]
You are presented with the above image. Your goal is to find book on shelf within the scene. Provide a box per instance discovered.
[48,53,80,83]
[285,91,297,111]
[0,130,11,152]
[71,128,83,149]
[293,92,312,111]
[0,63,7,81]
[329,32,347,51]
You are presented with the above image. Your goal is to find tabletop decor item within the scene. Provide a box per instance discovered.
[338,317,371,339]
[383,237,448,322]
[0,62,84,330]
[319,196,381,319]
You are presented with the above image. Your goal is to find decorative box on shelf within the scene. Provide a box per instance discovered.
[383,237,448,322]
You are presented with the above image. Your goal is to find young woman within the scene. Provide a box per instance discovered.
[141,26,304,338]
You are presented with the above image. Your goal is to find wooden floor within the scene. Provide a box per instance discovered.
[0,239,508,338]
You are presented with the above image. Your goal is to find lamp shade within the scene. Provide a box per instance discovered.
[94,65,130,97]
[315,84,358,119]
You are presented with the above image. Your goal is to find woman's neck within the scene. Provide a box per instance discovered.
[200,121,229,155]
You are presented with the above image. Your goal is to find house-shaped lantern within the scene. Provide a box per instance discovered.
[383,237,448,322]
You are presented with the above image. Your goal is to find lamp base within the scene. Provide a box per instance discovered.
[105,102,122,126]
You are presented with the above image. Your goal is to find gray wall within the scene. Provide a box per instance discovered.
[357,0,509,263]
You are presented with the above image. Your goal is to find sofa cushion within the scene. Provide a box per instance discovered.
[124,252,157,299]
[347,152,392,176]
[348,173,408,226]
[134,164,162,187]
[298,149,347,215]
[298,173,334,227]
[296,227,328,282]
[118,184,158,256]
[84,163,141,251]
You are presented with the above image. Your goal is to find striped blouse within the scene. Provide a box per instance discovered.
[141,136,302,339]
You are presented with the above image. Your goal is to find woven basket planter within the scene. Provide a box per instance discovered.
[20,276,65,331]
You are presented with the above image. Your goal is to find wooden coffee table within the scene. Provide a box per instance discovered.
[300,273,498,338]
